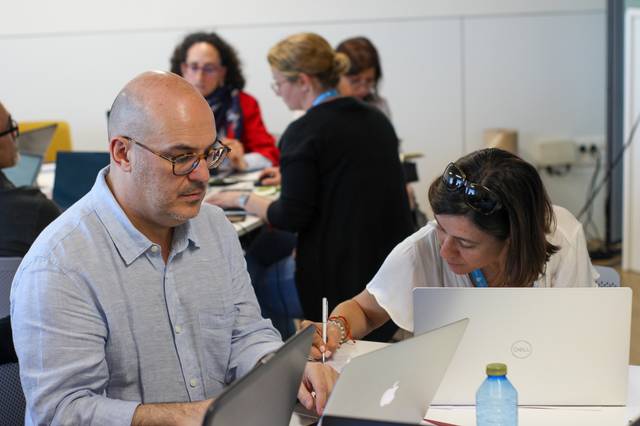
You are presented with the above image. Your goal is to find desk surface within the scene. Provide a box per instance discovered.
[290,340,640,426]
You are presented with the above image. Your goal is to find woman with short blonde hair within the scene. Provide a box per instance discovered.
[208,33,414,339]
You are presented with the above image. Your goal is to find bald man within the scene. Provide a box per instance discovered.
[10,72,336,426]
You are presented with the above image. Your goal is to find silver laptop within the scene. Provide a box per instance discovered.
[413,287,632,406]
[3,153,43,187]
[202,325,314,426]
[18,124,57,157]
[319,318,468,425]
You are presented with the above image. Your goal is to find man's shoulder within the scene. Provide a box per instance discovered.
[193,203,233,234]
[24,196,99,262]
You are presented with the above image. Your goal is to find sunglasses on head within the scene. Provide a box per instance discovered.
[442,162,502,215]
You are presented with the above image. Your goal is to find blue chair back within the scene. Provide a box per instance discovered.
[52,152,110,210]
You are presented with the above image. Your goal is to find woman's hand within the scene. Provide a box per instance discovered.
[258,166,281,186]
[205,191,244,209]
[300,319,342,361]
[223,138,248,171]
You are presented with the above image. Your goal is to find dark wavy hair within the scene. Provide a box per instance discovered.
[170,32,245,90]
[428,148,559,286]
[336,37,382,87]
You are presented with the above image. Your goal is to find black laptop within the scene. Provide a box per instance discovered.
[202,325,315,426]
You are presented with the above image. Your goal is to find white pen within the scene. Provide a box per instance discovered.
[322,297,328,364]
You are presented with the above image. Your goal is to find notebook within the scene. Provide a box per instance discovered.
[18,124,57,157]
[413,287,632,405]
[202,325,314,426]
[319,318,468,426]
[3,153,43,187]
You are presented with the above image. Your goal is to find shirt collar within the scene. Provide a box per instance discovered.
[90,167,200,265]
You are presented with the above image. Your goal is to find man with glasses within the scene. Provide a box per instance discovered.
[0,101,61,258]
[10,72,336,425]
[1,101,60,368]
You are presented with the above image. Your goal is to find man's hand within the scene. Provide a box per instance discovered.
[258,166,281,186]
[223,138,248,171]
[297,362,339,415]
[205,191,244,209]
[300,319,342,361]
[131,398,213,426]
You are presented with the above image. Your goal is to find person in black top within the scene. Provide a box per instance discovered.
[0,102,61,257]
[0,101,61,364]
[207,33,414,334]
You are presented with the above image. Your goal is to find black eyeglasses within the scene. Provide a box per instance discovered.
[123,136,230,176]
[442,162,502,215]
[0,116,19,139]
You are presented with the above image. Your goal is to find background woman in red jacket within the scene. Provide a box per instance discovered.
[171,32,279,171]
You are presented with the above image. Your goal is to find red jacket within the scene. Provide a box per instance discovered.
[225,91,280,166]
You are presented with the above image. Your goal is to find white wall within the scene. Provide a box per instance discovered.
[623,8,640,272]
[0,0,606,229]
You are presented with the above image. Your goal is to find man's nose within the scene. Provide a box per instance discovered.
[189,158,210,183]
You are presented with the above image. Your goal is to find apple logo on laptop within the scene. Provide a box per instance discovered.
[379,381,400,407]
[511,340,533,359]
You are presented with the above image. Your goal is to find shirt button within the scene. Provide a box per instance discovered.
[190,378,198,388]
[150,245,159,253]
[174,325,182,334]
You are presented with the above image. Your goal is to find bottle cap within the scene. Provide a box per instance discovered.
[486,363,507,376]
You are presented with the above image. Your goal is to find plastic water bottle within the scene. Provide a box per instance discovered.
[476,363,518,426]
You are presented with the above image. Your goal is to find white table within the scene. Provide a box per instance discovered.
[290,340,640,426]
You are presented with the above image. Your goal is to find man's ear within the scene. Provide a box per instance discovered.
[110,136,132,172]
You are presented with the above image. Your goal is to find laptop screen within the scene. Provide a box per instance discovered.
[18,124,57,157]
[3,153,43,187]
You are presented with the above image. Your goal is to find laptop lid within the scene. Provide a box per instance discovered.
[52,151,110,210]
[413,287,632,406]
[3,153,43,187]
[202,325,314,426]
[320,318,468,426]
[18,124,57,157]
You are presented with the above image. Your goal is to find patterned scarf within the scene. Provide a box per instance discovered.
[205,86,244,141]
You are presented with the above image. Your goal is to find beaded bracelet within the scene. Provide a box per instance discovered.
[328,315,353,344]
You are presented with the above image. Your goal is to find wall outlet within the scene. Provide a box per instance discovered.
[535,140,577,167]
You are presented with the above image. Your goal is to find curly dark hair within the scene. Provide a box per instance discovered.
[170,32,245,90]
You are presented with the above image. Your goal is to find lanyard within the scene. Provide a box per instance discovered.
[470,269,489,287]
[311,89,338,107]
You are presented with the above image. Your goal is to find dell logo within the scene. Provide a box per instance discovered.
[511,340,533,359]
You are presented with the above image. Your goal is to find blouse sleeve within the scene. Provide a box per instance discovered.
[366,233,422,332]
[238,92,280,166]
[546,206,598,287]
[266,132,318,232]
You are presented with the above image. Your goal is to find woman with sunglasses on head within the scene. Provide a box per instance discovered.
[170,32,279,172]
[303,148,598,360]
[207,33,414,335]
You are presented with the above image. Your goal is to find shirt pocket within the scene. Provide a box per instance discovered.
[199,311,236,384]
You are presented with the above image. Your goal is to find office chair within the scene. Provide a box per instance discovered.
[594,265,621,287]
[0,362,26,426]
[0,257,21,319]
[52,152,110,210]
[19,121,73,163]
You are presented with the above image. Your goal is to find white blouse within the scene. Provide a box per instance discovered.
[366,206,598,331]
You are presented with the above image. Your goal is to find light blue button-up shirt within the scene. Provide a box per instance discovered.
[10,167,282,425]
